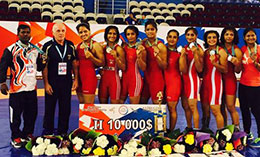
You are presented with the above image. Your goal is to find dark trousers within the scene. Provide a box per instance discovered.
[239,83,260,137]
[9,90,37,140]
[43,80,72,134]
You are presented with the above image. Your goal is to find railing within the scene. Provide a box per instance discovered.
[94,0,130,14]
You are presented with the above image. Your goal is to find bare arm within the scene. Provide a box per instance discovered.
[179,48,188,74]
[136,45,147,71]
[232,48,242,73]
[154,43,167,69]
[90,42,105,67]
[112,46,126,71]
[192,46,204,73]
[211,49,228,74]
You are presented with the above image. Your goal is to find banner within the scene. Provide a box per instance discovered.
[79,104,167,138]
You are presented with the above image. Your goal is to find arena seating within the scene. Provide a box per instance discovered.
[0,0,259,28]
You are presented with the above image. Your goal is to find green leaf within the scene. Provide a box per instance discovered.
[25,140,33,152]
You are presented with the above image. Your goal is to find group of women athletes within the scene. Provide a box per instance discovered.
[74,21,260,138]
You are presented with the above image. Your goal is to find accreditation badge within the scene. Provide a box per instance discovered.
[25,64,35,76]
[58,62,67,75]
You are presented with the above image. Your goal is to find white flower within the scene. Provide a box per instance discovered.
[213,142,219,151]
[75,143,82,150]
[58,148,64,155]
[45,144,58,156]
[72,137,84,145]
[62,147,70,155]
[149,148,162,156]
[32,146,40,156]
[119,149,128,157]
[173,144,185,153]
[222,129,232,141]
[128,139,138,148]
[44,139,51,145]
[96,135,109,148]
[136,146,146,156]
[36,137,44,144]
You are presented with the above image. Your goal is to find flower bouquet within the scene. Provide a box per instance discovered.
[147,136,175,156]
[91,134,122,156]
[215,125,235,151]
[25,135,62,156]
[119,139,147,156]
[232,131,248,151]
[69,128,100,155]
[173,131,196,153]
[197,134,219,154]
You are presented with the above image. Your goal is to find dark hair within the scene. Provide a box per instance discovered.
[185,27,198,36]
[17,24,30,34]
[167,29,179,38]
[220,27,239,45]
[203,30,220,48]
[76,22,90,32]
[243,27,257,45]
[145,20,157,31]
[124,25,139,40]
[104,25,120,43]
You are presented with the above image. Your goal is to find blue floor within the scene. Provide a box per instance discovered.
[0,93,258,156]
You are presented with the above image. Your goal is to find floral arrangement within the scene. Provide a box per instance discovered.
[215,125,235,151]
[68,128,100,155]
[25,135,65,156]
[91,134,122,156]
[173,131,196,153]
[119,139,147,156]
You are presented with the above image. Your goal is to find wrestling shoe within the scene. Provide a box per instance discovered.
[11,138,23,149]
[250,138,260,148]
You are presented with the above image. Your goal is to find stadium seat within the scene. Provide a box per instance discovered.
[42,4,53,12]
[42,0,52,6]
[165,16,176,25]
[41,11,53,22]
[148,2,157,10]
[151,9,161,17]
[74,0,83,7]
[65,19,75,23]
[113,14,125,24]
[168,3,176,11]
[63,0,73,7]
[146,15,155,22]
[88,20,98,24]
[96,13,108,24]
[161,9,172,18]
[194,4,205,12]
[63,12,74,21]
[159,22,169,26]
[86,13,96,21]
[8,3,19,20]
[131,8,141,16]
[52,4,64,12]
[139,1,148,10]
[129,1,139,11]
[53,0,63,6]
[158,2,167,11]
[185,4,195,12]
[0,0,8,20]
[53,19,63,23]
[180,10,191,18]
[63,5,73,13]
[10,0,20,5]
[53,12,63,20]
[32,0,41,5]
[21,0,32,5]
[176,3,186,11]
[31,3,41,12]
[172,9,181,17]
[141,8,151,16]
[20,4,30,12]
[75,13,85,22]
[155,15,165,24]
[74,6,85,13]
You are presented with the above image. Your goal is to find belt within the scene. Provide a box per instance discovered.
[103,66,116,71]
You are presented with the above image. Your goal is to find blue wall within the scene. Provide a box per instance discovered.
[85,0,95,13]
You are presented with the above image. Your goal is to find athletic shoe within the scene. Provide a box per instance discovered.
[250,138,260,148]
[247,132,254,141]
[11,138,23,149]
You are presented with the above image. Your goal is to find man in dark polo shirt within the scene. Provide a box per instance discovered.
[42,23,78,136]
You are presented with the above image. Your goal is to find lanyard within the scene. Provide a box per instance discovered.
[128,41,140,48]
[55,42,67,62]
[224,45,235,56]
[247,43,257,57]
[147,38,158,47]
